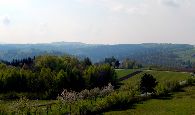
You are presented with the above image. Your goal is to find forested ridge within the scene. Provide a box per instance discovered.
[0,42,195,68]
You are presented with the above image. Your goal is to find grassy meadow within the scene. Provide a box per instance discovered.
[105,70,194,114]
[105,85,195,115]
[115,69,137,79]
[120,70,190,91]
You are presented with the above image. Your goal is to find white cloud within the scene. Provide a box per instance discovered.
[160,0,180,7]
[0,0,30,6]
[109,4,124,12]
[2,16,11,26]
[76,0,149,15]
[159,0,191,7]
[126,3,148,15]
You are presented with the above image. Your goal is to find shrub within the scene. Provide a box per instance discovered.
[60,89,78,103]
[187,77,195,85]
[59,83,114,103]
[83,64,117,88]
[155,80,183,97]
[100,83,114,97]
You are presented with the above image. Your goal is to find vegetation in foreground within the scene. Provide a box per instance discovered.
[105,85,195,115]
[0,68,194,114]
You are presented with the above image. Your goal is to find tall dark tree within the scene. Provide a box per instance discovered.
[140,73,158,95]
[115,60,120,68]
[83,57,92,67]
[105,56,116,66]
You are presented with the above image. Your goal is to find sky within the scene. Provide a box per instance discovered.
[0,0,194,44]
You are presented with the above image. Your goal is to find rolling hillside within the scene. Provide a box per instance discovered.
[0,42,195,68]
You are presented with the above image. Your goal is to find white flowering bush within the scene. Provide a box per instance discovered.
[59,83,114,103]
[60,89,78,103]
[100,83,114,97]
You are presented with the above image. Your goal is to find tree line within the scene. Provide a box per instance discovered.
[103,56,142,69]
[0,55,117,99]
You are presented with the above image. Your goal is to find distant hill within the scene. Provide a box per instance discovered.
[0,42,195,68]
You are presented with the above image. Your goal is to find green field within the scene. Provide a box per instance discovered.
[115,69,137,79]
[120,70,190,91]
[105,85,195,115]
[143,70,190,81]
[105,70,194,114]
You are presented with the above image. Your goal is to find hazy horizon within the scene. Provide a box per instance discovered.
[0,41,195,46]
[0,0,195,44]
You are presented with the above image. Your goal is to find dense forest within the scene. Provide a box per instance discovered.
[0,42,195,68]
[0,55,117,99]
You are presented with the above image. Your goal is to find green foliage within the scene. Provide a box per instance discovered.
[83,57,92,67]
[0,55,117,99]
[155,80,181,96]
[84,64,117,88]
[121,58,142,69]
[106,86,195,115]
[119,70,190,97]
[187,77,195,85]
[115,60,120,68]
[104,56,116,66]
[140,74,158,94]
[0,70,192,114]
[1,43,195,68]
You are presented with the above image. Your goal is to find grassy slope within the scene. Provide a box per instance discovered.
[105,70,193,115]
[105,85,195,115]
[120,70,190,90]
[143,70,190,82]
[115,69,137,79]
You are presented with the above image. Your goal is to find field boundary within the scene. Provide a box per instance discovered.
[118,70,142,81]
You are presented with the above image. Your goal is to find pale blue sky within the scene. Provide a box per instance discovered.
[0,0,194,44]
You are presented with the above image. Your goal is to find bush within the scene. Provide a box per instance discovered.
[155,80,183,97]
[59,83,114,103]
[187,77,195,85]
[84,64,117,88]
